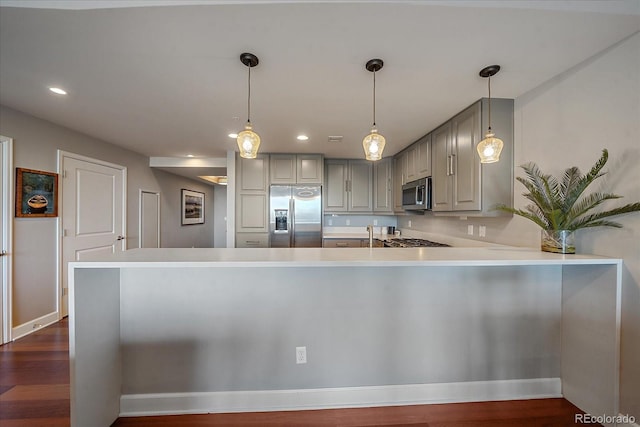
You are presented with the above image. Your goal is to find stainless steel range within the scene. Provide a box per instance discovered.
[383,238,450,248]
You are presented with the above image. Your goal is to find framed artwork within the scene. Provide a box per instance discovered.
[16,168,59,218]
[181,189,205,225]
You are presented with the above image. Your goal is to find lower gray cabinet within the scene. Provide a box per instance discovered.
[236,233,269,248]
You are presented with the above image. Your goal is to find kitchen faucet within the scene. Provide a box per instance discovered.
[366,225,373,248]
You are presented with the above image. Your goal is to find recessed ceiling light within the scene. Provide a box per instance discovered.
[297,135,309,141]
[49,87,67,95]
[187,154,194,158]
[228,133,238,138]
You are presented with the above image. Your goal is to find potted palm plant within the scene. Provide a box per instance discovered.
[496,149,640,254]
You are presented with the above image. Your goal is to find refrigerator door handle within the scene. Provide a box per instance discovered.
[289,198,295,247]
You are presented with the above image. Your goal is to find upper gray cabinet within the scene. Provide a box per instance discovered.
[393,155,405,213]
[373,157,393,213]
[296,154,324,184]
[236,154,270,236]
[238,154,269,192]
[432,121,453,211]
[416,134,432,179]
[270,154,323,184]
[432,98,513,215]
[324,159,373,213]
[398,132,432,186]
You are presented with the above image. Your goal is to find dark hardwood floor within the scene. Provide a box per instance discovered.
[1,319,595,426]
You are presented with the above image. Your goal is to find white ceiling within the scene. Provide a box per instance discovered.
[1,1,639,172]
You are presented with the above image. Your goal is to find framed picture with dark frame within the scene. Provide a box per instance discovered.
[181,189,205,225]
[15,167,59,218]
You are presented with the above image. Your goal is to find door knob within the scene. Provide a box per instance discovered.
[117,236,126,241]
[0,250,6,256]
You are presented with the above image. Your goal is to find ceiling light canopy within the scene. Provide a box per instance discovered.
[362,59,386,161]
[296,135,309,141]
[237,53,261,159]
[476,65,504,164]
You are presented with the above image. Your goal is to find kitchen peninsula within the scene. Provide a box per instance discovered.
[69,247,622,427]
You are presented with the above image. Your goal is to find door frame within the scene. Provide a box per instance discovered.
[58,150,127,317]
[1,135,13,343]
[139,189,160,248]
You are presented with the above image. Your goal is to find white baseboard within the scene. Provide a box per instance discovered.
[12,311,59,341]
[120,377,561,417]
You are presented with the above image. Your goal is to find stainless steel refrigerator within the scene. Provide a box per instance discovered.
[269,185,322,247]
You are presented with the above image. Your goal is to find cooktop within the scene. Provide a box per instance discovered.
[384,238,451,248]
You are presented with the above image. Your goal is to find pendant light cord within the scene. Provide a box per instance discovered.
[247,65,252,124]
[372,70,377,127]
[487,76,492,131]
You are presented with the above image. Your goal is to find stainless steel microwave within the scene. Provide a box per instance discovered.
[402,177,432,210]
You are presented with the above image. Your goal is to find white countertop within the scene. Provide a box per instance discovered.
[70,247,621,269]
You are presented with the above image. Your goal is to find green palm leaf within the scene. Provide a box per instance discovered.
[562,192,622,228]
[495,149,640,232]
[562,149,609,210]
[567,202,640,230]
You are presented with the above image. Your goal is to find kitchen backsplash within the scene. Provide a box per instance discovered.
[323,214,397,228]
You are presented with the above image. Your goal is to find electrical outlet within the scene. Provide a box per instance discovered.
[346,219,350,226]
[467,225,474,236]
[328,219,333,226]
[408,220,412,228]
[479,225,486,237]
[296,346,307,364]
[373,219,378,226]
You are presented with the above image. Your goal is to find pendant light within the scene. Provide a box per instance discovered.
[476,65,503,164]
[237,53,261,159]
[362,59,386,161]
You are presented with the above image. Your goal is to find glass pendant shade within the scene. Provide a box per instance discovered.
[363,58,385,161]
[362,127,386,161]
[237,53,260,159]
[237,122,261,159]
[477,65,503,163]
[476,130,503,163]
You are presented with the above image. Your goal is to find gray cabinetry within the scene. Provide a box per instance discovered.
[432,98,513,215]
[270,154,323,184]
[236,154,269,245]
[405,145,417,182]
[296,154,324,184]
[432,121,453,211]
[374,157,393,213]
[416,134,432,179]
[269,154,296,184]
[324,159,373,213]
[236,232,269,248]
[324,159,349,212]
[349,160,373,211]
[401,134,431,185]
[393,155,405,212]
[323,238,362,248]
[452,102,482,211]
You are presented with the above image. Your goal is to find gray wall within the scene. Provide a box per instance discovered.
[213,185,227,248]
[398,33,640,419]
[120,265,561,394]
[0,105,216,326]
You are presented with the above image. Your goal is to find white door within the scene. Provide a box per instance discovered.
[1,136,13,343]
[61,152,126,317]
